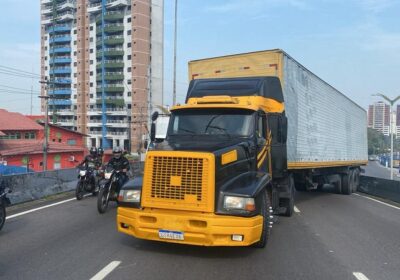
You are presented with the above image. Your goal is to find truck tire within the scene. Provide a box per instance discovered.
[252,189,272,248]
[333,176,342,194]
[293,174,306,191]
[341,171,352,195]
[281,175,295,217]
[352,169,360,192]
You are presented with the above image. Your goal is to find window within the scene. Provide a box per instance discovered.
[127,30,131,35]
[127,17,131,23]
[0,132,21,139]
[24,132,35,139]
[90,38,93,42]
[128,91,131,96]
[127,67,131,72]
[90,26,93,31]
[74,30,77,34]
[90,49,93,53]
[90,71,93,76]
[127,79,131,85]
[90,60,93,65]
[90,82,93,87]
[127,55,131,60]
[127,42,131,48]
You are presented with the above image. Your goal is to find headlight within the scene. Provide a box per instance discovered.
[119,190,141,203]
[224,196,255,211]
[104,172,112,179]
[79,170,86,176]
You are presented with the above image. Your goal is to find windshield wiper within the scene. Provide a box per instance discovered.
[179,127,195,134]
[205,125,231,138]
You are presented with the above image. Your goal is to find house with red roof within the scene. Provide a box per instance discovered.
[0,109,87,172]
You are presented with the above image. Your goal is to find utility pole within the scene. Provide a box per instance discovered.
[38,94,50,171]
[172,0,178,105]
[373,93,400,180]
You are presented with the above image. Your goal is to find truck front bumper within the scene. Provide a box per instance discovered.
[117,207,263,246]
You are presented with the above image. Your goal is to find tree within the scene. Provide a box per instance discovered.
[368,128,386,155]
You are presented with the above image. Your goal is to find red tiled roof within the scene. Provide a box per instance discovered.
[0,109,43,131]
[0,139,85,156]
[0,131,5,136]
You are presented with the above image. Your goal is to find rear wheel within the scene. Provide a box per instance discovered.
[341,171,352,195]
[252,189,272,248]
[97,187,109,214]
[293,174,307,191]
[0,202,5,231]
[75,181,84,200]
[352,169,360,192]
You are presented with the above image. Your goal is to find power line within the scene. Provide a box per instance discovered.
[0,65,41,77]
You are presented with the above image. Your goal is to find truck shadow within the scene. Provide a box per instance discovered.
[119,236,258,259]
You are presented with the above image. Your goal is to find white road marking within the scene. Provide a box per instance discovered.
[353,193,400,210]
[6,194,91,220]
[294,205,300,213]
[353,272,369,280]
[90,261,121,280]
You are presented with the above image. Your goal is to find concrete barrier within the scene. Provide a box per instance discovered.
[0,162,145,205]
[359,176,400,204]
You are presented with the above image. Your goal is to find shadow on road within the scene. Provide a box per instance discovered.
[119,235,258,259]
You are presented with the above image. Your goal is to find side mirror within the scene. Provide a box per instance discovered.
[151,111,159,122]
[150,123,156,142]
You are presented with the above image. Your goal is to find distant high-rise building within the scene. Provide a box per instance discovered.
[40,0,163,152]
[368,101,390,136]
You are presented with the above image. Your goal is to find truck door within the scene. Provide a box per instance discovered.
[267,113,288,178]
[256,112,269,172]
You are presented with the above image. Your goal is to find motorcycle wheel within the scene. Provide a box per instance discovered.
[75,181,84,201]
[0,202,5,231]
[97,187,109,214]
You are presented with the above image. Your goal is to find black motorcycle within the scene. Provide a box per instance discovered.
[97,165,121,214]
[0,185,12,231]
[76,166,97,200]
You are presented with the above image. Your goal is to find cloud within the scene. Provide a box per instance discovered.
[205,0,310,13]
[357,0,396,13]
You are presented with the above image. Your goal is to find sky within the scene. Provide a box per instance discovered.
[1,0,399,114]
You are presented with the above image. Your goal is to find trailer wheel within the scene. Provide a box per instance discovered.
[341,171,352,195]
[352,169,360,192]
[333,176,342,194]
[281,175,295,217]
[252,189,272,248]
[293,174,306,191]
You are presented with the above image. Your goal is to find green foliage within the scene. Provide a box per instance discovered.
[368,128,400,155]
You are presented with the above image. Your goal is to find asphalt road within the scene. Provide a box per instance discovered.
[363,160,400,180]
[1,190,399,280]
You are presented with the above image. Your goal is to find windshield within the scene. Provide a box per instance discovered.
[167,109,255,137]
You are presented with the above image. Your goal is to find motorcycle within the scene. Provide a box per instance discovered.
[97,165,121,214]
[76,166,97,200]
[0,185,12,231]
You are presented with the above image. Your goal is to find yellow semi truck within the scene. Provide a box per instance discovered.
[117,49,367,248]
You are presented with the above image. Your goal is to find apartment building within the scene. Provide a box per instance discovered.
[40,0,163,152]
[368,101,391,136]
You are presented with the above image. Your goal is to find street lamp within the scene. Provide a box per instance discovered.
[373,93,400,180]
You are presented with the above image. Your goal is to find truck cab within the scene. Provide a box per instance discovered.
[117,77,295,247]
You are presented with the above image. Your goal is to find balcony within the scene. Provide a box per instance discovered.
[96,11,124,22]
[96,98,125,107]
[48,24,71,33]
[96,60,124,69]
[96,85,124,93]
[50,88,72,95]
[96,35,124,46]
[54,78,72,84]
[49,99,72,106]
[50,56,72,64]
[49,109,74,115]
[106,120,128,128]
[96,72,124,81]
[49,47,71,54]
[107,131,127,137]
[57,11,74,21]
[49,35,71,44]
[41,0,53,4]
[57,1,75,12]
[56,120,75,127]
[106,0,130,8]
[96,24,124,34]
[50,67,71,74]
[96,48,124,58]
[88,2,102,13]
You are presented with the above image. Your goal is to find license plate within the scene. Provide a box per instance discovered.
[158,230,184,240]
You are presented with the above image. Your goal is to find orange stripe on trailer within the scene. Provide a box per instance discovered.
[269,63,278,70]
[192,73,199,79]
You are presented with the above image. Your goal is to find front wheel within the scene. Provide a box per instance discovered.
[97,187,109,214]
[252,189,272,248]
[75,181,84,200]
[0,202,5,231]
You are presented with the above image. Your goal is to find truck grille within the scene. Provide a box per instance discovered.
[142,152,215,212]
